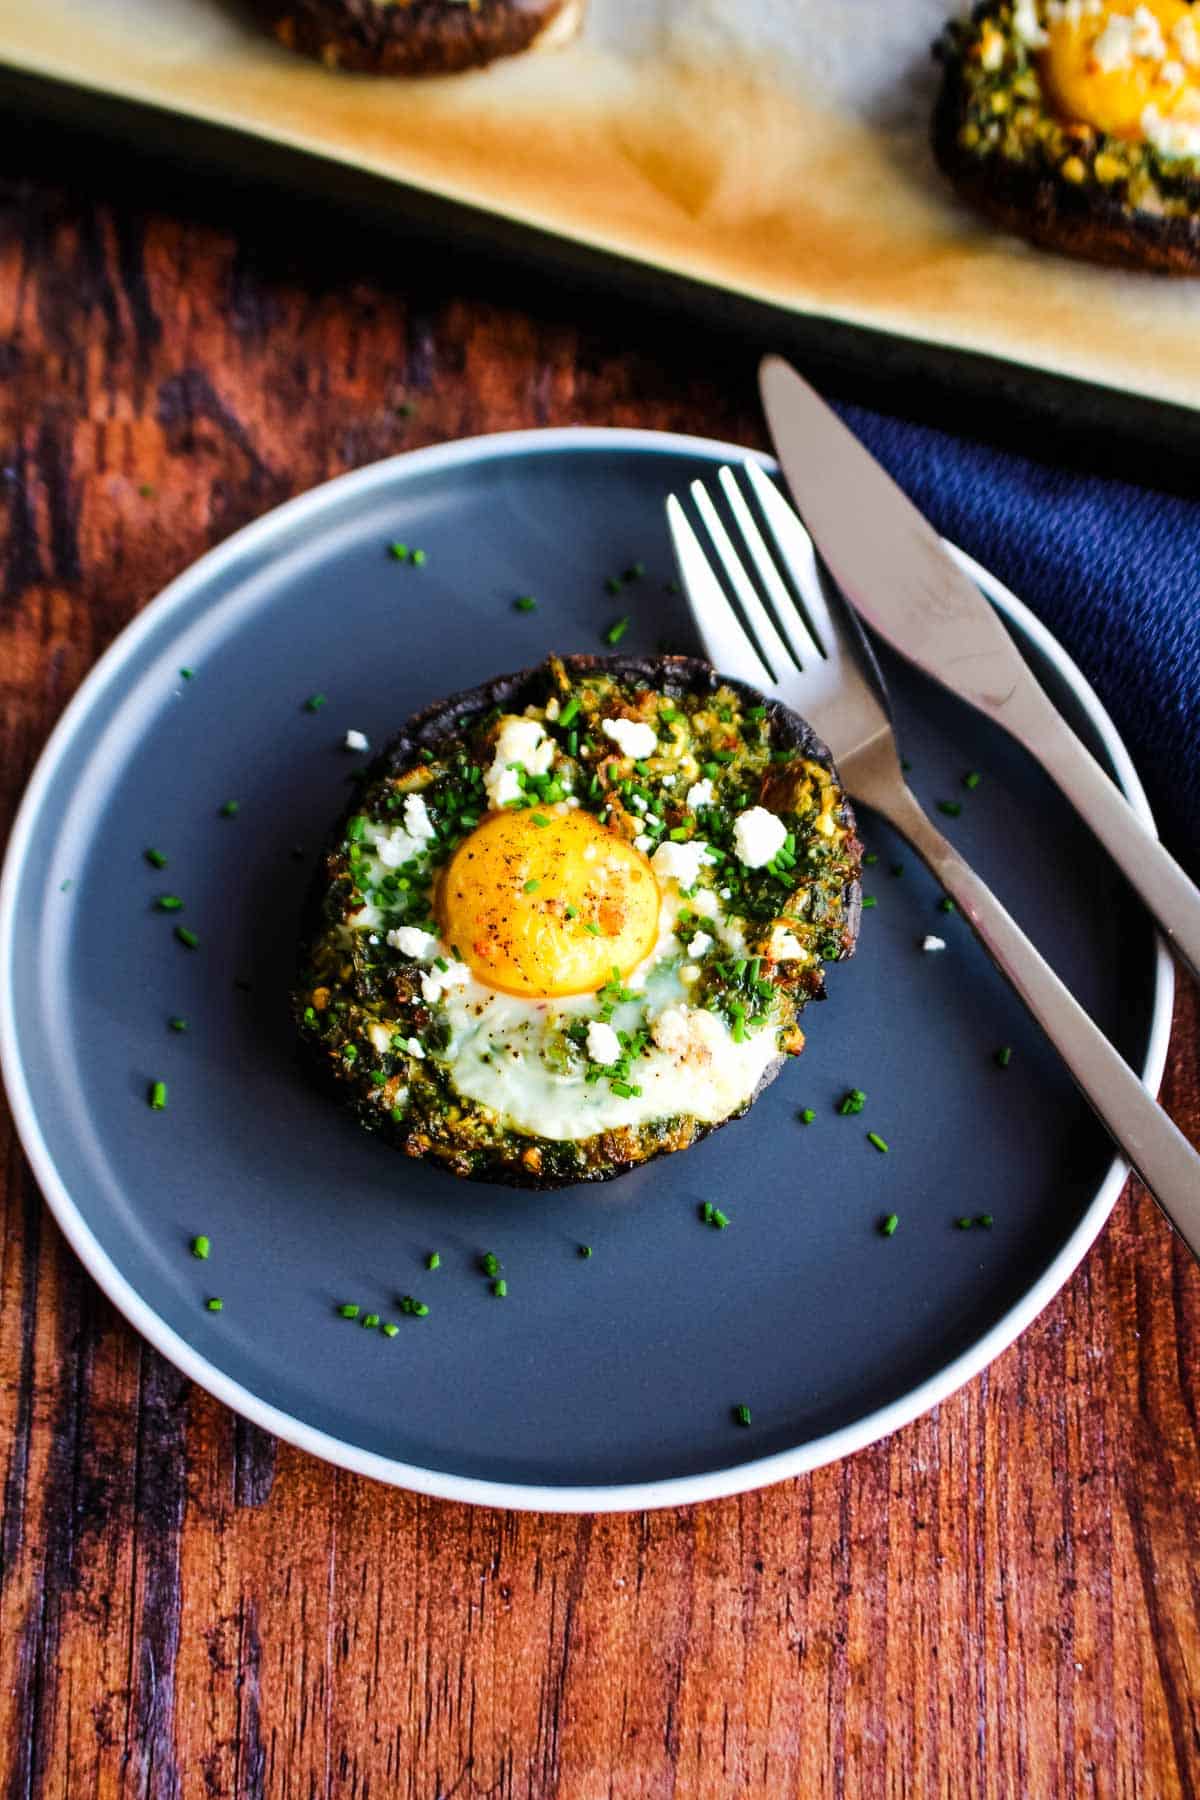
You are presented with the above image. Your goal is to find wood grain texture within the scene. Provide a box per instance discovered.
[0,153,1197,1800]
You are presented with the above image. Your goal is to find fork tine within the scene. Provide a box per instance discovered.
[743,461,838,663]
[688,480,794,683]
[665,495,773,690]
[717,465,822,669]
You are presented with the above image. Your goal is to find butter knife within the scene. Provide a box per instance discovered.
[759,355,1200,983]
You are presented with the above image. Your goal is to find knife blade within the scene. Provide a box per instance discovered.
[759,353,1200,983]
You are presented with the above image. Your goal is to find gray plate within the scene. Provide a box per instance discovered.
[0,429,1171,1512]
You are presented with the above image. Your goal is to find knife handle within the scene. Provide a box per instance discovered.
[874,780,1200,1260]
[1009,680,1200,983]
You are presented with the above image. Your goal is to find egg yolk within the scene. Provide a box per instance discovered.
[1040,0,1199,139]
[437,808,661,999]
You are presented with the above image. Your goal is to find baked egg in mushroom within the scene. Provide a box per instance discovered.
[293,654,862,1188]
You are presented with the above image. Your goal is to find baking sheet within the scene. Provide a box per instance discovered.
[1,0,1197,411]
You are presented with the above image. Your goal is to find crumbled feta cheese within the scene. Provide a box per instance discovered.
[420,973,443,1004]
[687,930,713,958]
[691,888,720,919]
[386,926,439,960]
[544,697,560,721]
[1090,9,1133,66]
[732,806,787,869]
[585,1020,622,1066]
[719,887,732,901]
[652,839,714,889]
[374,826,423,870]
[685,779,714,811]
[406,1038,425,1060]
[633,834,652,854]
[922,935,947,953]
[1130,2,1166,59]
[368,1022,392,1054]
[769,926,808,963]
[652,1005,727,1066]
[343,728,369,752]
[484,716,554,811]
[630,794,647,812]
[601,718,658,760]
[1142,102,1200,155]
[661,774,676,787]
[1172,14,1199,67]
[1013,0,1048,49]
[403,793,436,842]
[681,964,700,983]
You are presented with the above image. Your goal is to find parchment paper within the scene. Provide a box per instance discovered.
[1,0,1196,409]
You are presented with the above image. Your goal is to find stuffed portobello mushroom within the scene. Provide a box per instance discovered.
[934,0,1200,272]
[253,0,585,76]
[293,655,862,1189]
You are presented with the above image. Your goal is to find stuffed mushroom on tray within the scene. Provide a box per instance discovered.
[294,654,862,1188]
[935,0,1200,272]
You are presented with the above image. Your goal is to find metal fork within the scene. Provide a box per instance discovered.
[667,462,1200,1255]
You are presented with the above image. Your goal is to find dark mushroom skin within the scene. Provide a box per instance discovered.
[933,1,1200,273]
[251,0,584,76]
[293,655,862,1190]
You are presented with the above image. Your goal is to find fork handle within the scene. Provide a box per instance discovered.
[873,781,1200,1258]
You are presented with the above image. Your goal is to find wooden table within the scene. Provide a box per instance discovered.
[1,127,1197,1800]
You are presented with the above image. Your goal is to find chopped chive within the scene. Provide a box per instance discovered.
[411,548,427,567]
[180,667,194,681]
[190,1233,210,1258]
[862,896,877,909]
[956,1217,973,1230]
[864,852,879,866]
[838,1088,867,1116]
[149,1081,168,1111]
[558,696,580,728]
[399,1297,430,1318]
[583,921,601,935]
[481,1252,500,1278]
[938,897,956,914]
[205,1297,223,1312]
[891,863,905,877]
[625,561,645,581]
[578,1244,593,1259]
[978,1213,994,1228]
[337,1303,361,1318]
[938,801,963,818]
[901,757,912,772]
[523,879,541,894]
[169,1016,188,1032]
[219,800,239,818]
[144,847,168,869]
[513,595,537,613]
[964,770,982,791]
[155,895,184,912]
[605,575,622,596]
[492,1279,507,1298]
[175,926,199,949]
[388,542,409,562]
[362,1313,381,1329]
[712,1208,730,1230]
[426,1252,441,1271]
[531,814,551,828]
[565,905,578,920]
[799,1107,816,1124]
[733,1404,752,1428]
[611,1080,636,1097]
[304,693,327,712]
[994,1045,1013,1068]
[604,615,631,646]
[382,1322,400,1338]
[867,1132,889,1154]
[879,1213,899,1237]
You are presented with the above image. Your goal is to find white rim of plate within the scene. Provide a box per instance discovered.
[0,426,1175,1514]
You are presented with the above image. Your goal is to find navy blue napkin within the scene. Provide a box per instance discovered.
[838,403,1200,882]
